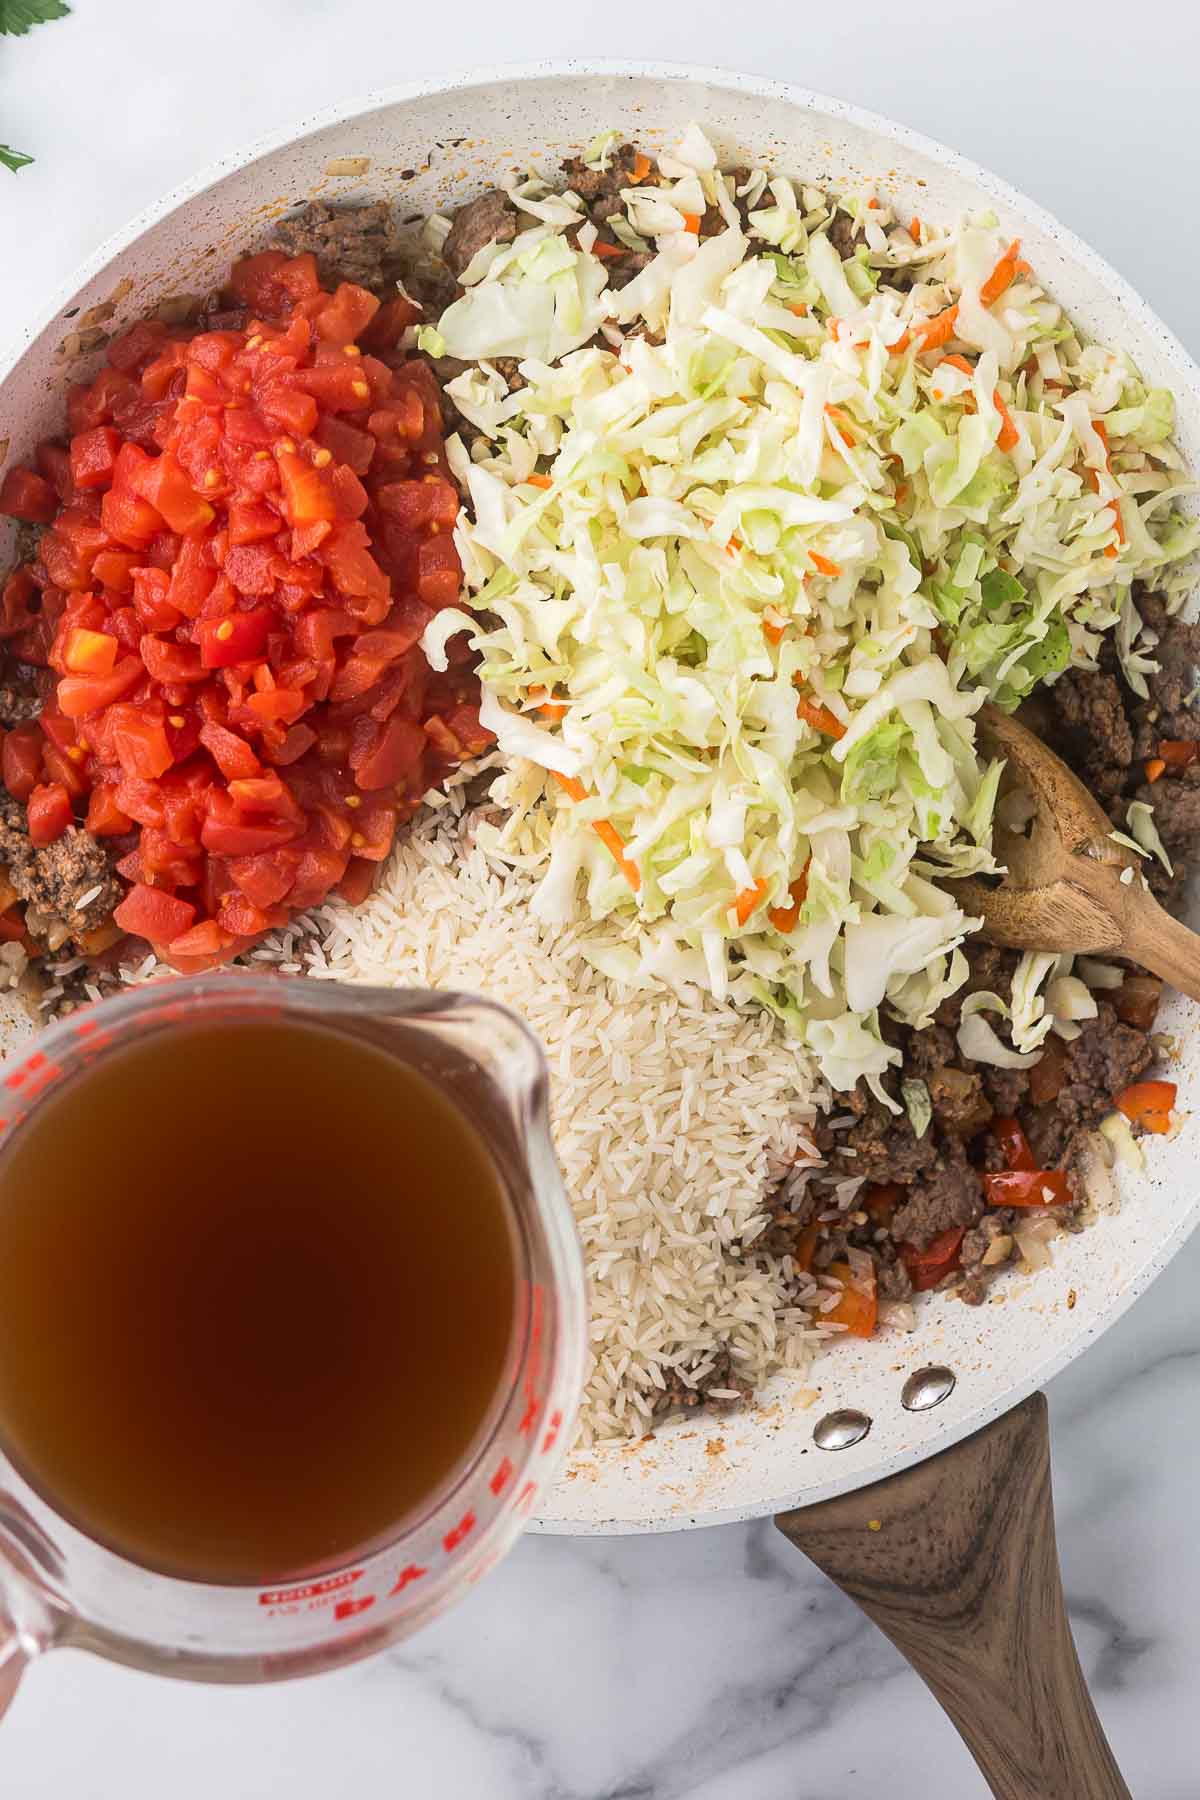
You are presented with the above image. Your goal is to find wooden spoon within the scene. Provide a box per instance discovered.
[954,702,1200,1000]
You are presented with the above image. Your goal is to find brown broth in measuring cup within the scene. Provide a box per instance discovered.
[0,1017,517,1584]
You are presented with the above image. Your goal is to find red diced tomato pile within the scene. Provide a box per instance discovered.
[0,251,490,967]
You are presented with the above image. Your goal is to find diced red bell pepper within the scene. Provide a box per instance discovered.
[1116,1080,1177,1135]
[822,1262,878,1337]
[1115,974,1162,1031]
[112,881,196,944]
[69,426,122,492]
[0,465,58,523]
[27,781,74,846]
[900,1227,966,1291]
[1027,1037,1068,1107]
[1156,739,1200,770]
[991,1115,1036,1172]
[982,1169,1073,1208]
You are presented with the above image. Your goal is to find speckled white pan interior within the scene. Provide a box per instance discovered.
[1,61,1197,1536]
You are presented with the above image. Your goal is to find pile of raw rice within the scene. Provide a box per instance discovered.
[242,776,842,1445]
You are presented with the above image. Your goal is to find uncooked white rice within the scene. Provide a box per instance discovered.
[246,784,833,1444]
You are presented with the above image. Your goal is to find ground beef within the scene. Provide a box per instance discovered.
[561,144,638,201]
[490,356,527,393]
[827,210,862,259]
[981,1065,1031,1115]
[832,1087,938,1183]
[926,1064,992,1138]
[1021,1000,1152,1170]
[890,1145,984,1251]
[1047,668,1134,799]
[605,251,653,289]
[1133,766,1200,848]
[441,189,518,279]
[653,1346,753,1417]
[875,1251,914,1302]
[0,659,42,726]
[1130,590,1200,747]
[0,794,120,945]
[273,199,401,294]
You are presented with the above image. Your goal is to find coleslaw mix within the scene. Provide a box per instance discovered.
[419,126,1197,1102]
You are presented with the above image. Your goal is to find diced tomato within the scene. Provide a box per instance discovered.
[27,781,74,846]
[100,485,162,548]
[276,449,337,527]
[2,723,44,801]
[358,295,421,353]
[313,282,381,347]
[900,1228,966,1291]
[163,918,231,960]
[822,1262,877,1338]
[227,500,279,546]
[42,743,89,802]
[0,465,58,523]
[127,449,214,536]
[291,360,373,413]
[68,425,122,492]
[1156,739,1200,770]
[416,532,462,608]
[1116,1080,1177,1135]
[0,907,26,943]
[199,721,262,780]
[287,846,349,910]
[62,627,119,676]
[314,414,375,476]
[36,441,75,503]
[57,656,144,718]
[85,783,133,836]
[321,521,390,610]
[336,854,378,904]
[991,1115,1036,1172]
[198,607,272,668]
[93,549,141,595]
[112,881,196,944]
[112,713,174,781]
[982,1169,1073,1208]
[107,319,170,375]
[349,801,396,862]
[352,713,426,790]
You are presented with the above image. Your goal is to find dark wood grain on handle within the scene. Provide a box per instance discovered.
[775,1395,1129,1800]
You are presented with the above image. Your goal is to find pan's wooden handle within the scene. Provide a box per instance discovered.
[775,1394,1129,1799]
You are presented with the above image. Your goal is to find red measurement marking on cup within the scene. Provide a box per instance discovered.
[541,1410,564,1455]
[489,1457,514,1497]
[258,1570,363,1606]
[519,1395,542,1436]
[334,1594,377,1622]
[442,1510,476,1554]
[388,1563,428,1595]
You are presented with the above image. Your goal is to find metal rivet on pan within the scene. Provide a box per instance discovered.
[901,1366,957,1412]
[812,1408,871,1451]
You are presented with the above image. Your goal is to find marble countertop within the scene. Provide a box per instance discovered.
[2,3,1199,1793]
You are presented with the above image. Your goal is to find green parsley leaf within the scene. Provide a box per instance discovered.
[0,1,70,36]
[0,143,34,172]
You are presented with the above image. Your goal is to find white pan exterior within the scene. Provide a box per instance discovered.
[0,62,1196,1535]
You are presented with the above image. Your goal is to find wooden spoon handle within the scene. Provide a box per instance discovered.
[775,1394,1129,1799]
[1120,887,1200,1003]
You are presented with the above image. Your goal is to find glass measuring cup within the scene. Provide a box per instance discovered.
[0,972,586,1717]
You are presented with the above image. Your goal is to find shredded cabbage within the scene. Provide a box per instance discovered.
[429,125,1198,1091]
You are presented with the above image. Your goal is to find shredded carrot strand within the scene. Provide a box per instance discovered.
[733,879,769,926]
[993,390,1019,453]
[909,217,923,243]
[867,196,880,209]
[551,771,586,803]
[1145,758,1167,783]
[762,616,787,645]
[592,819,641,891]
[767,863,811,934]
[539,700,567,721]
[550,772,640,890]
[788,301,809,317]
[526,473,553,489]
[939,353,974,376]
[724,533,742,557]
[631,152,652,183]
[808,550,842,578]
[979,239,1021,308]
[796,693,846,739]
[591,239,626,260]
[681,212,701,234]
[888,330,911,355]
[916,304,959,351]
[824,404,856,447]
